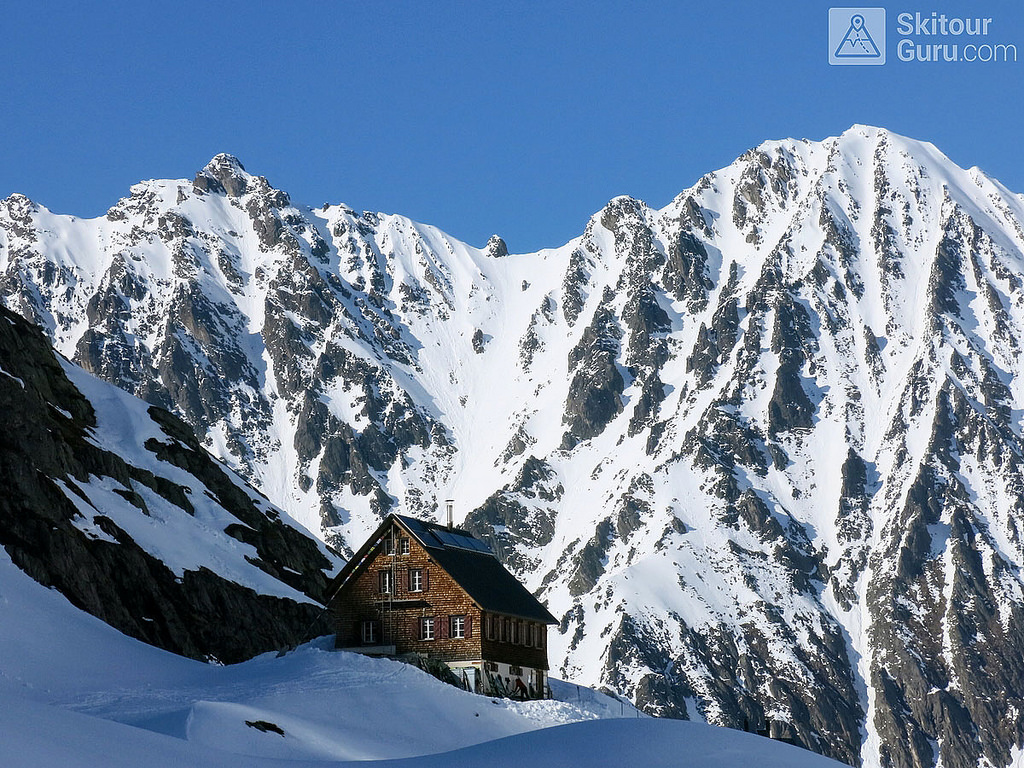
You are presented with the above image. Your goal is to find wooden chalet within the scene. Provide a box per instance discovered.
[330,511,558,698]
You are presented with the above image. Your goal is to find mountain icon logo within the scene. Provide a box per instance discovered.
[829,8,886,65]
[835,14,881,57]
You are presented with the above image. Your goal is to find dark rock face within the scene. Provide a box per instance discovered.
[486,234,508,258]
[562,301,625,447]
[193,153,250,197]
[472,328,486,353]
[866,387,1024,768]
[464,456,562,574]
[765,296,817,435]
[686,263,740,386]
[767,353,815,436]
[567,518,615,596]
[0,306,336,663]
[561,247,592,326]
[831,449,871,609]
[664,222,712,312]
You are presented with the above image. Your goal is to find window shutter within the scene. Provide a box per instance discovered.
[438,615,447,639]
[466,616,473,638]
[424,568,430,591]
[406,568,412,592]
[413,616,422,639]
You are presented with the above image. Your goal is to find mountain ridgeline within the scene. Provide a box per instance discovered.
[4,126,1024,768]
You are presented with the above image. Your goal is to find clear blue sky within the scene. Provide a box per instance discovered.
[2,1,1022,252]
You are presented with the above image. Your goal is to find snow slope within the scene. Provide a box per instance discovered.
[0,548,840,768]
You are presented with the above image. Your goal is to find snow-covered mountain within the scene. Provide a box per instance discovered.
[4,125,1024,768]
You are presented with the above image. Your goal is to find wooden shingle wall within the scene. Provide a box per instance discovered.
[332,521,551,672]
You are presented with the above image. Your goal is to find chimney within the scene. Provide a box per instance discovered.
[445,499,454,530]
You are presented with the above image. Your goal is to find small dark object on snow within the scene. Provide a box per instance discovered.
[246,720,285,736]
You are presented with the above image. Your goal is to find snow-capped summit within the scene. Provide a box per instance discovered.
[3,127,1024,768]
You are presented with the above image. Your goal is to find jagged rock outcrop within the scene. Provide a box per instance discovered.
[0,305,338,663]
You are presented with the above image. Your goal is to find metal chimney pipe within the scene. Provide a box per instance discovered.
[445,499,454,530]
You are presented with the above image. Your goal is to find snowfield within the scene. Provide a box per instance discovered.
[0,549,841,767]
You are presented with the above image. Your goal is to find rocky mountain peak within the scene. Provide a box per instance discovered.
[1,192,36,210]
[0,193,39,227]
[193,152,252,197]
[486,234,509,258]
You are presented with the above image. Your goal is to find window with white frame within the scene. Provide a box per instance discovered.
[383,536,395,555]
[409,568,424,592]
[361,621,378,644]
[400,537,410,555]
[420,616,435,641]
[379,570,392,594]
[450,615,465,639]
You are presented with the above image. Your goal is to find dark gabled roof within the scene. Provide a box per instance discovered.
[330,513,557,624]
[397,514,495,555]
[427,543,557,624]
[394,514,557,624]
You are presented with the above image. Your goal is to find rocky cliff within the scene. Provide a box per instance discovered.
[0,305,339,663]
